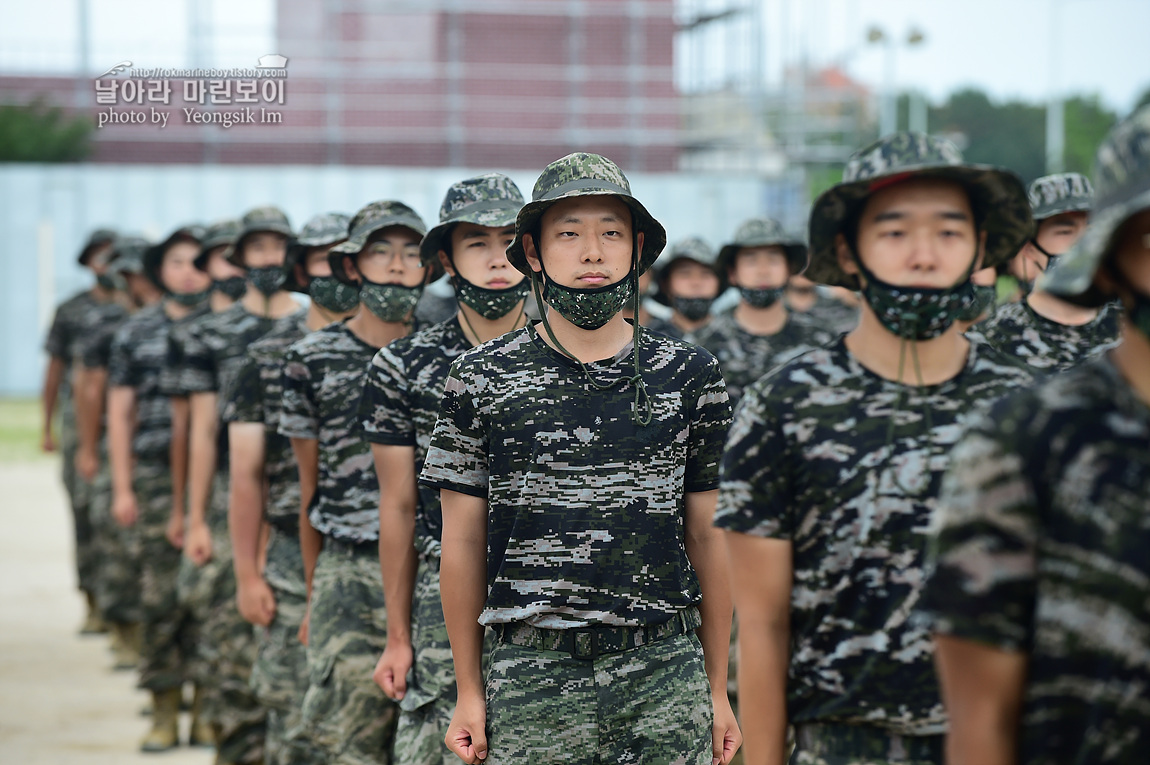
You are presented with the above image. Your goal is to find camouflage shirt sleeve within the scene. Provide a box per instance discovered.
[419,358,488,498]
[279,345,319,440]
[359,345,414,447]
[80,322,117,371]
[222,353,263,425]
[177,321,217,393]
[685,356,733,492]
[712,377,795,539]
[919,403,1038,652]
[106,321,137,388]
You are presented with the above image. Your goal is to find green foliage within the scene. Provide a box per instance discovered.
[0,100,93,162]
[1063,95,1118,175]
[929,89,1046,182]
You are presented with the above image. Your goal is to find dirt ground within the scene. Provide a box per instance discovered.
[0,456,212,765]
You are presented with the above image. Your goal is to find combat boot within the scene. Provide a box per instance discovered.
[188,684,215,748]
[140,688,181,752]
[79,590,107,635]
[110,622,141,670]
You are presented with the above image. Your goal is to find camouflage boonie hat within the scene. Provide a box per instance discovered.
[1029,172,1094,221]
[716,218,808,276]
[505,152,667,277]
[194,218,241,271]
[77,227,117,266]
[807,132,1033,288]
[225,206,294,267]
[285,212,351,293]
[420,173,525,268]
[656,236,725,288]
[329,200,432,285]
[144,224,205,290]
[106,235,152,276]
[1041,105,1150,307]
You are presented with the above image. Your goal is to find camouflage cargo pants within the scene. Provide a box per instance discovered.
[394,555,457,765]
[89,455,142,625]
[789,723,943,765]
[301,540,397,765]
[136,459,197,691]
[59,395,99,594]
[253,527,322,765]
[484,628,714,764]
[202,471,266,764]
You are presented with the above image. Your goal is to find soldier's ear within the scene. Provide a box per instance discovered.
[438,250,455,278]
[836,234,859,277]
[523,234,543,274]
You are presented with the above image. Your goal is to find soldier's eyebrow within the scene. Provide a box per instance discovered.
[870,209,970,223]
[556,213,625,225]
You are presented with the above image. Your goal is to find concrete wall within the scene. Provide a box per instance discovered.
[0,162,804,395]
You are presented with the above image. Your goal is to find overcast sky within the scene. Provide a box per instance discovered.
[2,0,1146,113]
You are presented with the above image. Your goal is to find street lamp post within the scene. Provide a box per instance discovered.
[867,26,926,136]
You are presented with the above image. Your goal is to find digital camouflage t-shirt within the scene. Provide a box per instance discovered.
[168,301,305,466]
[713,337,1034,735]
[690,310,831,407]
[107,302,208,462]
[967,299,1120,372]
[280,321,383,544]
[45,290,98,363]
[221,317,308,532]
[920,355,1150,765]
[359,316,472,557]
[420,323,732,629]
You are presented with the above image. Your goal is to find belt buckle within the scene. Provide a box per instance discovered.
[571,629,597,660]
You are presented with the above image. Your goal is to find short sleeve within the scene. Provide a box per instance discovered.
[178,323,216,393]
[106,323,136,387]
[44,304,70,359]
[278,346,319,440]
[418,359,488,497]
[918,406,1039,652]
[222,354,263,425]
[359,346,415,446]
[81,325,116,371]
[684,357,732,493]
[712,378,795,539]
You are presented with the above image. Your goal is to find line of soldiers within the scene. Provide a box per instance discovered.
[40,106,1147,765]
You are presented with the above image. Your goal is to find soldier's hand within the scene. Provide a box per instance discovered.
[446,693,488,764]
[112,491,139,528]
[373,640,413,700]
[711,689,742,765]
[165,512,185,549]
[75,447,99,482]
[41,430,57,453]
[237,575,276,627]
[185,521,213,566]
[297,605,310,646]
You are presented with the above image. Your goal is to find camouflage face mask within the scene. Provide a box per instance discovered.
[213,276,247,300]
[672,296,713,322]
[247,265,287,296]
[359,278,421,322]
[738,286,784,309]
[308,275,361,313]
[542,267,634,330]
[955,283,997,323]
[96,273,118,291]
[452,273,529,320]
[855,254,977,341]
[170,289,209,308]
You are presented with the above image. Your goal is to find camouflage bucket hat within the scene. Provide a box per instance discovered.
[1041,105,1150,307]
[807,132,1033,289]
[225,206,294,267]
[329,200,432,285]
[716,218,808,276]
[1028,172,1094,221]
[505,152,667,277]
[194,218,241,271]
[420,173,525,268]
[656,236,726,290]
[77,227,117,266]
[285,212,351,293]
[106,235,152,276]
[144,224,205,290]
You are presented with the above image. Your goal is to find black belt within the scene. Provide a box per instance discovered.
[495,606,700,661]
[324,536,377,556]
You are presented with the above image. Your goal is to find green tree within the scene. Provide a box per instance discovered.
[0,100,92,162]
[1062,95,1117,176]
[929,89,1046,182]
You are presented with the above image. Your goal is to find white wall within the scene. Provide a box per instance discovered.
[0,162,804,395]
